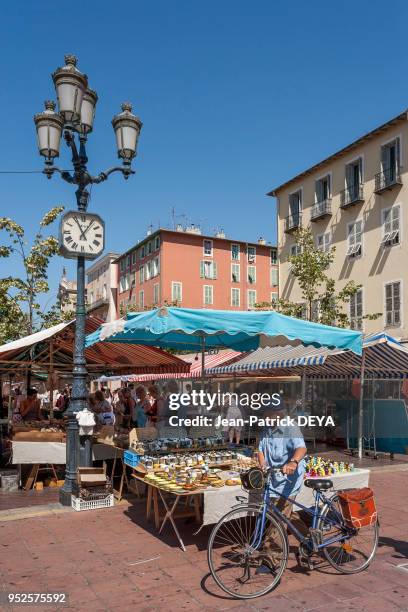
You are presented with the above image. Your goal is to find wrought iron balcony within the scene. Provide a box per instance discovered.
[311,198,332,220]
[374,166,402,193]
[284,212,302,233]
[340,183,364,208]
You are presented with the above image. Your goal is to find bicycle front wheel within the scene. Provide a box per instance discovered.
[207,505,288,599]
[318,494,379,574]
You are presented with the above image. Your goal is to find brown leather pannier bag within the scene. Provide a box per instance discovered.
[337,487,377,529]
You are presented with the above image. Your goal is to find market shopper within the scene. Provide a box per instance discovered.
[257,400,308,572]
[93,390,115,425]
[134,386,151,427]
[20,388,41,421]
[225,395,243,444]
[146,384,164,426]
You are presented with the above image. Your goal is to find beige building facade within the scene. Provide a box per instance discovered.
[86,252,119,322]
[270,110,408,339]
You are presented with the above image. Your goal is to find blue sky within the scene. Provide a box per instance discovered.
[1,0,408,309]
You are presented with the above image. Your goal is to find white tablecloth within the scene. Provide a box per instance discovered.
[12,442,122,465]
[202,469,370,526]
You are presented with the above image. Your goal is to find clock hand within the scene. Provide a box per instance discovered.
[73,216,87,241]
[83,220,94,237]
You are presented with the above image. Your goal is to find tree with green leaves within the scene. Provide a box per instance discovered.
[255,227,381,328]
[0,206,74,344]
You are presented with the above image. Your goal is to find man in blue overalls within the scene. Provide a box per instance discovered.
[257,399,308,571]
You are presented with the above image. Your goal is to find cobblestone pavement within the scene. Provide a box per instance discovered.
[0,469,407,611]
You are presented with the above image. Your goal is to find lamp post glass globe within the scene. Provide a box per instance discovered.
[52,54,88,125]
[33,100,64,158]
[79,88,98,134]
[112,102,143,160]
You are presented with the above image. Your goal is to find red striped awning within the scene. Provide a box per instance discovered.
[130,350,242,382]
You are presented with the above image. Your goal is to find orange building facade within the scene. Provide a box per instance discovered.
[116,229,278,314]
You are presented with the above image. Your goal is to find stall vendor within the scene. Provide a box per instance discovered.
[20,388,41,421]
[257,399,308,572]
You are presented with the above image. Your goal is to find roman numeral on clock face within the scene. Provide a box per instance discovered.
[93,240,100,246]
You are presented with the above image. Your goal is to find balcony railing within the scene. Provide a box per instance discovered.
[311,198,332,220]
[340,183,364,208]
[86,297,109,312]
[374,166,402,193]
[284,212,302,233]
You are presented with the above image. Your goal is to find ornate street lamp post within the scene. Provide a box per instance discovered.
[34,55,142,505]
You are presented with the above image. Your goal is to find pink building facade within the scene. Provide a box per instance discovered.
[116,229,278,314]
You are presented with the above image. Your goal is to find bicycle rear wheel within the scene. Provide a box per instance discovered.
[207,505,288,599]
[318,494,379,574]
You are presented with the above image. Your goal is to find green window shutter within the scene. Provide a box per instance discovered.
[213,262,217,279]
[200,261,205,278]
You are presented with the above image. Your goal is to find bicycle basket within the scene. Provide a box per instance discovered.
[337,487,377,529]
[240,467,264,491]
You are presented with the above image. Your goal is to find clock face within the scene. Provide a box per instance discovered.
[59,211,105,260]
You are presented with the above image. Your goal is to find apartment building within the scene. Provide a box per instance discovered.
[269,109,408,338]
[86,252,119,321]
[116,227,278,313]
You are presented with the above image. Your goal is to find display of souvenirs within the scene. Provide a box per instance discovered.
[130,434,226,454]
[304,455,355,478]
[137,451,257,493]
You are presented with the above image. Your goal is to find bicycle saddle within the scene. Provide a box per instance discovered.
[304,479,333,491]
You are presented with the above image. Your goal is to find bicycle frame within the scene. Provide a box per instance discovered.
[249,475,353,552]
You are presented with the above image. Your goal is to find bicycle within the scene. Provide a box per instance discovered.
[207,467,379,599]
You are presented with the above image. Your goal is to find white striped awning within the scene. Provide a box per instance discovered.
[207,332,408,379]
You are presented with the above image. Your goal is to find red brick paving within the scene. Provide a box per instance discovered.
[0,470,407,611]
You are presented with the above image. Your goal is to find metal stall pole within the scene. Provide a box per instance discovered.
[357,350,366,460]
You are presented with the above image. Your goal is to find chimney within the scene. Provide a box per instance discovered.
[258,237,266,245]
[186,224,202,235]
[215,228,226,238]
[176,224,184,232]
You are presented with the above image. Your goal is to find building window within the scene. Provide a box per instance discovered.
[270,268,278,287]
[203,285,213,305]
[345,158,363,199]
[271,291,278,304]
[231,288,240,307]
[350,288,363,330]
[119,276,126,293]
[247,290,257,309]
[200,260,217,279]
[385,281,401,327]
[120,260,125,272]
[315,175,331,203]
[153,283,160,305]
[270,248,277,265]
[147,241,152,255]
[139,290,144,308]
[381,138,400,180]
[231,244,240,260]
[172,281,182,303]
[102,284,107,300]
[139,266,145,284]
[125,273,130,291]
[317,232,331,252]
[152,257,160,276]
[382,206,400,246]
[139,245,145,259]
[126,255,130,268]
[132,251,137,265]
[289,190,302,217]
[145,261,152,281]
[247,246,256,262]
[347,221,363,257]
[247,265,256,284]
[290,244,302,257]
[203,239,213,257]
[155,236,160,250]
[231,263,240,283]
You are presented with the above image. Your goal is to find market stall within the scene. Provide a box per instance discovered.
[125,445,370,550]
